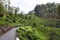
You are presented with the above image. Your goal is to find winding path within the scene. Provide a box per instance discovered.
[0,28,18,40]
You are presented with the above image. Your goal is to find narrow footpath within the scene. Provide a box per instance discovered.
[0,28,18,40]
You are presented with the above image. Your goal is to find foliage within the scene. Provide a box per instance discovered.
[0,0,60,40]
[16,26,60,40]
[56,5,60,27]
[34,3,57,18]
[56,5,60,19]
[16,14,60,40]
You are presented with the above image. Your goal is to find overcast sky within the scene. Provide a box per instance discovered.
[10,0,60,13]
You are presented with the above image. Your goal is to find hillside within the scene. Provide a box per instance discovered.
[16,15,60,40]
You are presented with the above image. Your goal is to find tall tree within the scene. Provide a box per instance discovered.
[56,5,60,19]
[0,2,4,15]
[14,7,19,17]
[34,3,56,18]
[56,5,60,27]
[34,5,43,17]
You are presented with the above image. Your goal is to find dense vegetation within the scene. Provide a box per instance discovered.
[0,0,60,40]
[34,3,57,18]
[0,0,19,35]
[16,14,60,40]
[16,3,60,40]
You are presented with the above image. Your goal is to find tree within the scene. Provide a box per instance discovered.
[34,3,57,18]
[0,2,4,16]
[14,7,19,18]
[56,5,60,19]
[46,3,56,13]
[28,10,34,15]
[56,5,60,27]
[34,5,43,17]
[12,7,19,23]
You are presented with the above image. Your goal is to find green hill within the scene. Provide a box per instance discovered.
[16,14,60,40]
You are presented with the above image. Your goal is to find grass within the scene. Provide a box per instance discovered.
[16,25,60,40]
[16,26,49,40]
